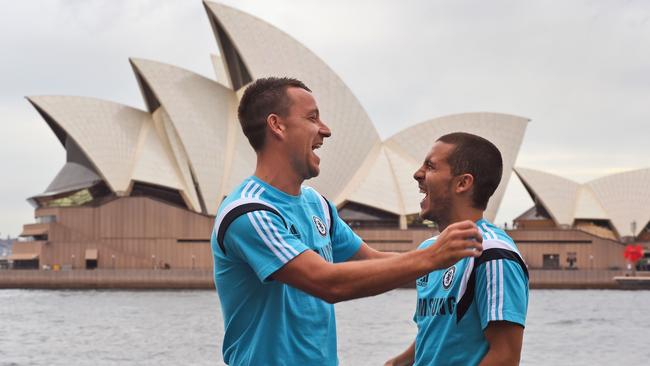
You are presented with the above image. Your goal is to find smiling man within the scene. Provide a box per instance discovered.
[210,78,484,366]
[386,132,529,366]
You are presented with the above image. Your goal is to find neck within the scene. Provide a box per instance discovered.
[437,205,484,232]
[254,150,303,195]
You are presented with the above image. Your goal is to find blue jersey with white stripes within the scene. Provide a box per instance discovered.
[211,176,362,366]
[413,219,529,366]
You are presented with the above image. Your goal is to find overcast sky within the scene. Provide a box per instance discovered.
[1,0,649,237]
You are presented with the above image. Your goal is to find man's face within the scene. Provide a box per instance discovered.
[281,87,332,180]
[413,141,456,223]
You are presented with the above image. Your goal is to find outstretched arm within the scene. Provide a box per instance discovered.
[272,220,483,303]
[384,341,415,366]
[350,242,399,260]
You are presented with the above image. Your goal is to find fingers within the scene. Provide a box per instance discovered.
[447,227,483,243]
[457,248,483,259]
[451,237,482,254]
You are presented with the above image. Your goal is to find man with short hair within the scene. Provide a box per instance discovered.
[385,132,529,366]
[211,77,484,366]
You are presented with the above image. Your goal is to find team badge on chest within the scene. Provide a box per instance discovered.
[442,266,456,290]
[312,216,327,236]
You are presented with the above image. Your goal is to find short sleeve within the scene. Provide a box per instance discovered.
[474,258,528,329]
[224,210,309,282]
[327,201,362,263]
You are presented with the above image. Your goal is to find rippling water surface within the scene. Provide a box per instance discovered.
[1,289,649,365]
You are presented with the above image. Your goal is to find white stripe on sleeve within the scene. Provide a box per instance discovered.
[254,210,296,260]
[241,180,255,198]
[482,222,498,240]
[491,260,497,320]
[260,210,300,257]
[486,261,492,320]
[246,212,288,263]
[254,187,265,199]
[498,259,504,320]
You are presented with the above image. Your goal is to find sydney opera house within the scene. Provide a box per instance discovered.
[510,168,650,270]
[10,2,646,272]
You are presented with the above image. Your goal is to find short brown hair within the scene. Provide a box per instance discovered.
[437,132,503,210]
[237,77,311,151]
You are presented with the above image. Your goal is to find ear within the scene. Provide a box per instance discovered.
[455,174,474,194]
[267,113,286,140]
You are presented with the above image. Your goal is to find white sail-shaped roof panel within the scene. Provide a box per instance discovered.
[588,168,650,237]
[210,54,232,89]
[386,113,529,221]
[514,167,580,226]
[152,107,202,212]
[130,115,184,192]
[346,146,403,215]
[130,58,239,214]
[27,96,145,195]
[574,186,608,220]
[383,145,423,216]
[204,1,381,200]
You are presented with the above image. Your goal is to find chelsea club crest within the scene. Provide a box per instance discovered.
[313,216,327,236]
[442,266,456,290]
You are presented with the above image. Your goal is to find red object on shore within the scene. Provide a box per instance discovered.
[624,244,644,263]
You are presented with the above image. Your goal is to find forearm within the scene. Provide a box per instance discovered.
[273,220,483,303]
[319,250,437,302]
[385,341,415,366]
[350,243,400,260]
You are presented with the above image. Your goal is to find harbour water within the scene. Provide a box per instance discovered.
[1,289,649,365]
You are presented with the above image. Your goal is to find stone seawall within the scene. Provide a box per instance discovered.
[528,269,625,289]
[0,269,645,290]
[0,269,214,289]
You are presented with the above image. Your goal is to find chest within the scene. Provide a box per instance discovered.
[415,260,469,319]
[283,201,332,259]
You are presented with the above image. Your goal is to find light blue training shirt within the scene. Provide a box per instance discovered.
[413,219,529,366]
[211,176,362,366]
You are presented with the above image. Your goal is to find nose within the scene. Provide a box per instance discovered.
[319,119,332,138]
[413,166,424,181]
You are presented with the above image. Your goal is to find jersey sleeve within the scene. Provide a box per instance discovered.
[327,201,363,263]
[223,210,309,282]
[474,258,529,329]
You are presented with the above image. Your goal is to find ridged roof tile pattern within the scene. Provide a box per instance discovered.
[515,167,580,225]
[515,167,650,237]
[130,115,184,192]
[152,107,202,211]
[130,58,239,213]
[28,96,145,194]
[204,1,381,200]
[588,169,650,237]
[29,96,193,205]
[30,3,530,222]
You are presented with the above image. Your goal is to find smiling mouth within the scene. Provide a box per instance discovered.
[311,143,322,156]
[419,185,428,205]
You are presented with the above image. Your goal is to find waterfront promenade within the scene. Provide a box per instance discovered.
[0,269,641,289]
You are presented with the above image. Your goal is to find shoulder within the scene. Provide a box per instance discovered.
[301,185,326,203]
[218,178,259,210]
[417,236,438,250]
[477,220,519,253]
[215,196,286,239]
